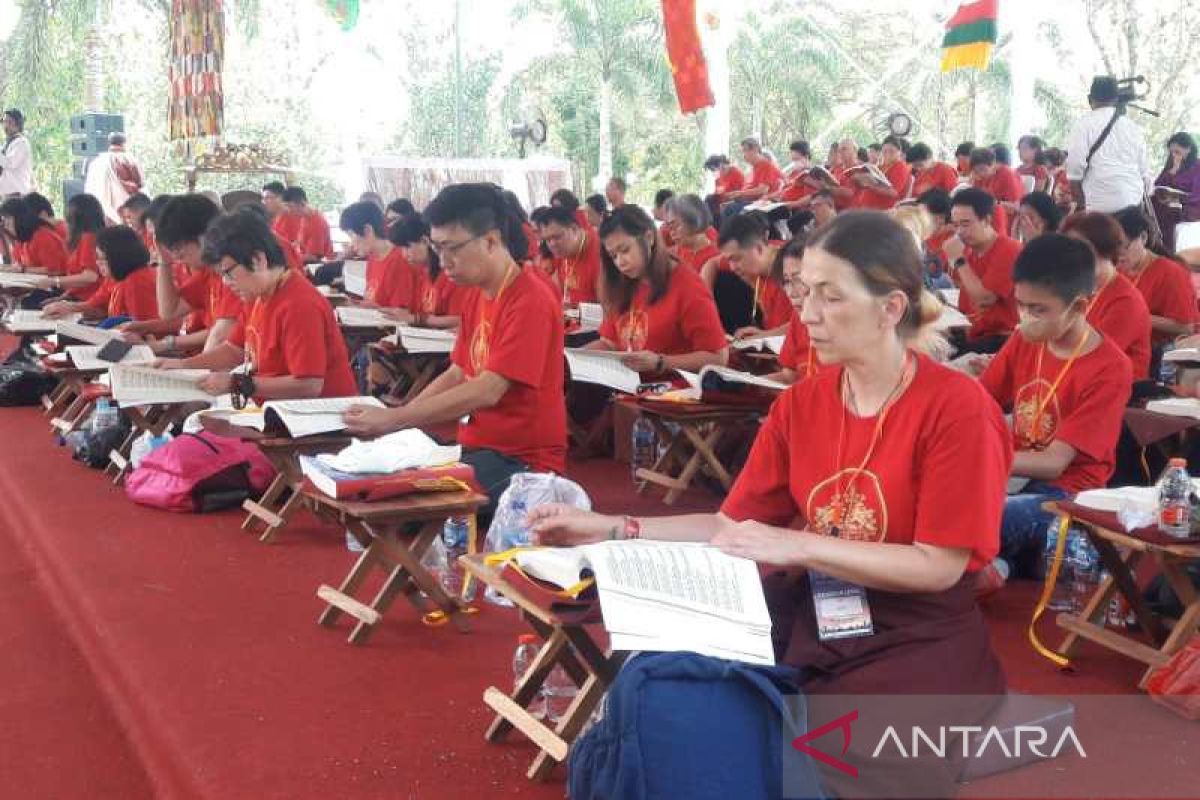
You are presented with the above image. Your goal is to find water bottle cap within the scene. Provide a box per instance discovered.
[1170,458,1188,468]
[518,633,539,645]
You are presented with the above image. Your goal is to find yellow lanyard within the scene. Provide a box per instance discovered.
[1027,327,1089,449]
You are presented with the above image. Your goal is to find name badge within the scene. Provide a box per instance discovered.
[810,570,874,641]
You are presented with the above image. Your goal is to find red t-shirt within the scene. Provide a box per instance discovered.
[978,164,1023,203]
[64,232,99,300]
[522,222,540,261]
[598,264,727,356]
[295,210,334,260]
[20,226,69,275]
[274,234,304,272]
[178,268,244,328]
[981,331,1132,494]
[271,213,302,245]
[365,246,418,310]
[723,354,1011,572]
[956,236,1021,340]
[777,313,816,379]
[416,268,474,318]
[553,228,602,305]
[912,162,960,198]
[675,242,721,273]
[451,266,566,473]
[86,267,158,321]
[754,277,793,330]
[748,160,784,194]
[1125,256,1199,345]
[229,271,356,398]
[1087,272,1151,379]
[1015,164,1049,192]
[715,167,746,199]
[855,161,913,211]
[780,170,818,203]
[925,229,953,275]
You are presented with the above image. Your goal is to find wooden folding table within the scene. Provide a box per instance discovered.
[1047,500,1200,688]
[311,489,487,644]
[461,554,627,781]
[632,399,763,505]
[105,402,200,484]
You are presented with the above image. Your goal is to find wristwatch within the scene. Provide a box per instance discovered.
[952,256,968,271]
[231,373,257,409]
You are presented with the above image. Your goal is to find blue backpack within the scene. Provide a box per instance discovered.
[568,652,828,800]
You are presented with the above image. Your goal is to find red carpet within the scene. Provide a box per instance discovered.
[0,406,1192,799]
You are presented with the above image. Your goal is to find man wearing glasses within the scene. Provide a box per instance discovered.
[535,205,602,305]
[343,183,566,513]
[942,187,1022,355]
[158,208,356,404]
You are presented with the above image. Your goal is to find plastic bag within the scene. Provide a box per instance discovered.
[1146,639,1200,720]
[482,473,592,607]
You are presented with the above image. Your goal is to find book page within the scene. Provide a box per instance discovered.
[66,344,156,371]
[342,260,368,297]
[109,365,214,406]
[699,365,788,392]
[4,309,80,332]
[933,304,970,331]
[265,396,384,437]
[55,321,123,345]
[565,349,641,394]
[336,306,395,329]
[0,273,45,289]
[1146,397,1200,420]
[396,325,456,341]
[731,334,786,353]
[578,302,604,328]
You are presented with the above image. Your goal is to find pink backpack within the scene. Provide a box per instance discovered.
[125,432,276,513]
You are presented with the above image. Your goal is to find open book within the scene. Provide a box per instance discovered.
[0,273,45,290]
[1145,397,1200,420]
[674,365,787,405]
[1154,184,1189,199]
[66,344,156,372]
[205,396,385,438]
[109,365,214,407]
[512,541,774,665]
[1175,221,1200,253]
[565,348,641,394]
[3,309,80,333]
[336,306,396,329]
[846,162,891,188]
[731,334,786,354]
[397,325,456,354]
[342,260,368,298]
[934,304,971,331]
[800,165,839,187]
[55,321,124,345]
[1163,348,1200,365]
[744,200,787,213]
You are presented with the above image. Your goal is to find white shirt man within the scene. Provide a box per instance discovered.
[1064,79,1151,213]
[85,133,145,223]
[0,109,32,197]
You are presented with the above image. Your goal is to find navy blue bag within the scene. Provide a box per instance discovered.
[567,652,827,800]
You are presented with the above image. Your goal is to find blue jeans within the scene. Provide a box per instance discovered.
[999,481,1070,578]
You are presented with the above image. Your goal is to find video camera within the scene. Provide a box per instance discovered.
[1113,76,1158,117]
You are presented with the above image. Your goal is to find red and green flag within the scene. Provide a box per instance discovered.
[940,0,998,72]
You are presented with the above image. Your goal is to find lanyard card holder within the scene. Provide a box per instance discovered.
[810,569,874,641]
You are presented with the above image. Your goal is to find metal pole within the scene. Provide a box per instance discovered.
[454,0,463,157]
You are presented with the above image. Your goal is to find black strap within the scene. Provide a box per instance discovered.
[1082,108,1122,180]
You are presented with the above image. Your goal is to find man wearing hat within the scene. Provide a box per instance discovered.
[1064,76,1151,213]
[0,109,32,197]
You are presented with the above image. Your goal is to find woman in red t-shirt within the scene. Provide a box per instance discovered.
[390,213,471,329]
[45,225,158,322]
[766,238,817,385]
[588,205,728,377]
[54,193,105,300]
[1015,135,1050,194]
[665,194,721,274]
[530,213,1010,794]
[1114,206,1198,347]
[0,196,68,275]
[161,210,356,402]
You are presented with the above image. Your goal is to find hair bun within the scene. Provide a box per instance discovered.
[917,289,945,328]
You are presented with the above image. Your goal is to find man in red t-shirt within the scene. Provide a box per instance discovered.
[945,188,1021,354]
[907,142,961,199]
[720,138,784,211]
[340,200,421,322]
[131,193,242,356]
[282,186,335,261]
[536,205,602,305]
[343,183,567,513]
[159,209,356,402]
[262,181,291,233]
[975,234,1132,590]
[970,147,1022,233]
[851,135,912,211]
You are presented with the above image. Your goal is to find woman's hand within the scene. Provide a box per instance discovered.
[620,350,661,373]
[342,404,399,437]
[733,326,764,341]
[199,372,234,395]
[528,504,620,547]
[381,307,414,324]
[41,301,73,319]
[151,357,186,370]
[711,517,803,567]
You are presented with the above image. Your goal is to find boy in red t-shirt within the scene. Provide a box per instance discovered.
[343,184,567,514]
[975,234,1132,590]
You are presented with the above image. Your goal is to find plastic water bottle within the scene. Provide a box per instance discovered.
[543,664,579,724]
[513,634,546,720]
[1042,519,1075,612]
[1159,342,1178,386]
[441,516,475,601]
[1157,458,1193,538]
[631,415,656,483]
[1067,530,1102,616]
[90,397,119,435]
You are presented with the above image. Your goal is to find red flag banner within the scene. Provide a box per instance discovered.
[661,0,714,115]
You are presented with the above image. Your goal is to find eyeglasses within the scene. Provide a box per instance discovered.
[217,260,244,283]
[428,233,485,258]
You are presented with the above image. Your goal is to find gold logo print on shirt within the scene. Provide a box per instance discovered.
[1013,377,1059,451]
[469,320,491,374]
[619,309,649,351]
[805,469,888,542]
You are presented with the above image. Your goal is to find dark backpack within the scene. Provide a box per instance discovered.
[0,366,57,406]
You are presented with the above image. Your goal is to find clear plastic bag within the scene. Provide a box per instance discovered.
[482,472,592,606]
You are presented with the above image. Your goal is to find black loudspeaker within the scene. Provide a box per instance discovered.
[69,113,124,137]
[62,179,85,210]
[70,134,110,158]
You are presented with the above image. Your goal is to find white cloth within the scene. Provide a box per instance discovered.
[0,133,32,196]
[317,429,461,474]
[1063,107,1151,213]
[84,151,139,224]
